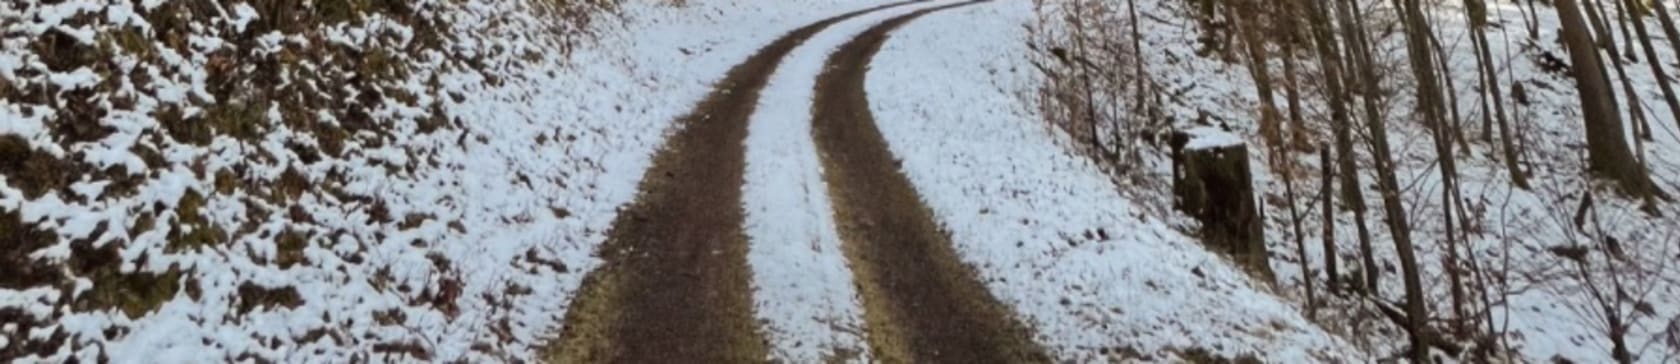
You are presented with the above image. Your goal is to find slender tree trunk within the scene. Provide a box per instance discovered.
[1283,148,1315,319]
[1421,1,1474,341]
[1464,215,1503,357]
[1583,0,1617,53]
[1556,0,1668,200]
[1612,0,1639,61]
[1466,0,1530,189]
[1070,13,1106,163]
[1284,19,1311,152]
[1277,0,1314,315]
[1521,0,1542,39]
[1606,11,1655,147]
[1649,0,1680,55]
[1580,200,1635,364]
[1283,0,1310,151]
[1392,0,1442,359]
[1321,146,1339,295]
[1334,0,1383,294]
[1128,0,1148,115]
[1470,0,1497,142]
[1301,0,1355,297]
[1627,0,1680,135]
[1232,1,1285,148]
[1427,32,1471,152]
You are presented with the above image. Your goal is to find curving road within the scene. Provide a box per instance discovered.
[549,2,1045,362]
[810,2,1047,362]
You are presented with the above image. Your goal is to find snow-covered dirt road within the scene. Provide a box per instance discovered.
[807,2,1049,362]
[547,1,1042,362]
[548,0,1360,362]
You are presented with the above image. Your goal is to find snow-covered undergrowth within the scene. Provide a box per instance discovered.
[1338,4,1680,360]
[1,0,909,362]
[1027,0,1680,361]
[864,1,1364,361]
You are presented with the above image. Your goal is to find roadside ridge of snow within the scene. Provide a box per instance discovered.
[863,1,1364,362]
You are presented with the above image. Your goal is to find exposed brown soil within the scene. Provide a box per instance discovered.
[546,2,918,362]
[810,2,1051,363]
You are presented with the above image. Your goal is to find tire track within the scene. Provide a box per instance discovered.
[810,2,1051,363]
[546,2,919,362]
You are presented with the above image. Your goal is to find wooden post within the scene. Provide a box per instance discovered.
[1321,145,1340,295]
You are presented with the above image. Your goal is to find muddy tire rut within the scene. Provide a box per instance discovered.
[547,2,917,362]
[811,2,1050,363]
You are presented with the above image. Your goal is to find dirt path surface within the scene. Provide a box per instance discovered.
[811,2,1050,363]
[547,2,917,362]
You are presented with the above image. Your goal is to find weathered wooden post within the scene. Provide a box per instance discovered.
[1169,127,1272,281]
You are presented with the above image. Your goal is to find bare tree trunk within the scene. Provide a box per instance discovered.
[1333,0,1382,295]
[1464,216,1504,358]
[1120,0,1152,168]
[1465,0,1530,189]
[1556,0,1668,200]
[1282,0,1314,152]
[1479,62,1496,143]
[1520,0,1542,39]
[1627,0,1680,134]
[1278,0,1314,316]
[1582,0,1617,53]
[1649,0,1680,55]
[1470,0,1497,142]
[1283,147,1315,319]
[1421,3,1475,342]
[1393,0,1443,359]
[1300,0,1355,297]
[1576,197,1636,364]
[1606,14,1655,148]
[1610,0,1639,61]
[1067,5,1109,163]
[1321,145,1339,296]
[1427,32,1471,152]
[1426,16,1483,336]
[1284,24,1312,152]
[1231,0,1285,148]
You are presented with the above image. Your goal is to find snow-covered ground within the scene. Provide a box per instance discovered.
[864,1,1364,361]
[21,0,1672,361]
[0,0,907,362]
[1047,0,1680,361]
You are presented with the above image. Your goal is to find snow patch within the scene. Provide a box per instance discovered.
[1182,126,1243,150]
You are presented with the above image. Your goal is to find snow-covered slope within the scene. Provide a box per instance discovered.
[864,1,1364,361]
[1020,0,1680,361]
[0,0,903,362]
[18,0,1667,361]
